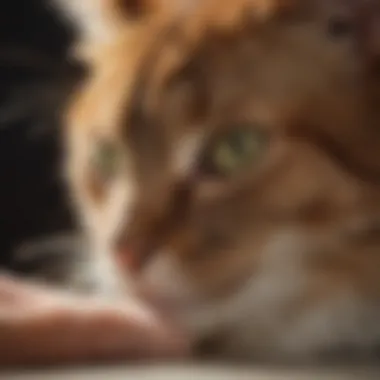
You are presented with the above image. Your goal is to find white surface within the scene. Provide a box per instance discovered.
[3,364,380,380]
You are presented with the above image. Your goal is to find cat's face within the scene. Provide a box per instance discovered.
[62,0,380,360]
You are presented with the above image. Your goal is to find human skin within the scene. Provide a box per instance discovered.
[0,274,188,367]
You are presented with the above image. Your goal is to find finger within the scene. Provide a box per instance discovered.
[0,274,55,306]
[59,297,190,359]
[0,298,190,367]
[0,274,30,302]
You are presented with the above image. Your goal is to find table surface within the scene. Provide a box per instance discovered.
[3,363,380,380]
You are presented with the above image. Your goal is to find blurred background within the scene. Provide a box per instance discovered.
[0,0,82,276]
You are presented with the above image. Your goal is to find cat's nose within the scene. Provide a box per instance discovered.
[114,245,139,274]
[113,237,153,275]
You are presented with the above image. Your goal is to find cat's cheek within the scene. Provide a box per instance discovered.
[68,179,137,297]
[135,231,310,353]
[139,253,197,308]
[135,251,243,341]
[85,177,136,244]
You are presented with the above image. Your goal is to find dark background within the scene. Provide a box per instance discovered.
[0,0,82,271]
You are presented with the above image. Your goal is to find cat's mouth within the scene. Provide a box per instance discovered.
[136,286,197,316]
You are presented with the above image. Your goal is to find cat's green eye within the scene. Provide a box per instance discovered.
[204,127,267,176]
[91,141,120,181]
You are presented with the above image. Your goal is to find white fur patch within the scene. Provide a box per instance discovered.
[53,0,118,44]
[71,173,136,296]
[278,293,380,358]
[142,253,196,301]
[71,241,130,297]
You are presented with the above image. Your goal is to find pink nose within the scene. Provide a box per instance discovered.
[115,246,141,274]
[114,237,155,275]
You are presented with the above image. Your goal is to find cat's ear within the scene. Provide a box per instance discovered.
[54,0,159,57]
[55,0,155,38]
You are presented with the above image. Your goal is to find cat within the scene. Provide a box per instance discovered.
[56,0,380,363]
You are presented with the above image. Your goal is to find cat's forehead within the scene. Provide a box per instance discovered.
[68,0,367,142]
[119,0,356,124]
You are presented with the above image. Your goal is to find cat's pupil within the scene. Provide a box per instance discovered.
[327,15,353,38]
[230,132,248,153]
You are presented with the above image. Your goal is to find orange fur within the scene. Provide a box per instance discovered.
[61,0,380,362]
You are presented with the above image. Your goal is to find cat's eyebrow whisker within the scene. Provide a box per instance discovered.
[12,234,85,265]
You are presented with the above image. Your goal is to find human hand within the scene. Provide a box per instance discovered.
[0,274,189,367]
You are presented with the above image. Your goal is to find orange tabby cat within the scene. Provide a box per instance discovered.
[57,0,380,362]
